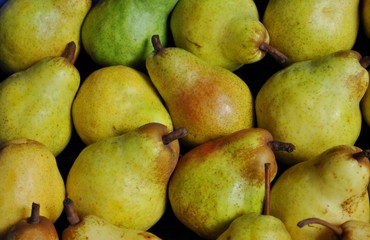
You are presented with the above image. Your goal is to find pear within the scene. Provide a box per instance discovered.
[62,198,161,240]
[362,0,370,39]
[168,127,294,239]
[0,42,81,156]
[216,163,292,240]
[0,139,65,238]
[255,50,369,165]
[0,0,91,73]
[72,65,173,145]
[66,123,187,231]
[269,145,370,240]
[4,202,59,240]
[81,0,178,69]
[146,35,254,148]
[170,0,288,71]
[298,217,370,240]
[263,0,360,64]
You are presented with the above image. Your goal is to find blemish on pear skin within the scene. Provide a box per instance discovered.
[186,38,201,48]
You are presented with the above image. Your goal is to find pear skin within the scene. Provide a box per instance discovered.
[72,65,173,145]
[66,123,186,231]
[0,0,91,73]
[0,42,81,156]
[146,35,254,148]
[0,139,65,238]
[256,50,369,165]
[269,145,370,240]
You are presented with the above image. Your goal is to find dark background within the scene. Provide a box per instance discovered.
[1,0,370,239]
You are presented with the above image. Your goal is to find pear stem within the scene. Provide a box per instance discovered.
[353,149,370,160]
[63,197,81,226]
[267,140,295,153]
[297,217,343,236]
[263,162,271,216]
[162,128,188,145]
[28,202,41,225]
[259,42,289,66]
[63,41,76,63]
[360,56,370,69]
[151,35,163,54]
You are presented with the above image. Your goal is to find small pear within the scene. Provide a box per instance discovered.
[0,139,65,238]
[168,127,294,239]
[4,202,59,240]
[269,145,370,240]
[298,217,370,240]
[216,163,292,240]
[66,123,187,231]
[146,35,254,148]
[256,50,369,164]
[72,65,173,145]
[0,42,81,156]
[62,198,161,240]
[0,0,91,73]
[263,0,360,63]
[170,0,288,71]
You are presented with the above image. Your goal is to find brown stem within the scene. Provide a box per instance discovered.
[259,42,289,66]
[263,162,271,216]
[151,35,163,54]
[360,56,370,69]
[297,217,343,236]
[63,197,81,226]
[28,202,41,224]
[63,41,76,63]
[267,140,295,153]
[353,149,370,160]
[162,128,188,145]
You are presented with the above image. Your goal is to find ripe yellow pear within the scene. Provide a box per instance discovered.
[0,0,91,73]
[72,65,173,145]
[0,139,65,238]
[263,0,359,63]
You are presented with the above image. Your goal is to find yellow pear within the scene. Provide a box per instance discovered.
[0,0,91,73]
[0,42,81,156]
[72,65,173,145]
[263,0,359,63]
[361,0,370,39]
[0,139,65,238]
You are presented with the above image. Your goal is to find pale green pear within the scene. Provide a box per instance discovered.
[0,42,81,156]
[0,139,65,238]
[256,50,369,165]
[72,65,173,145]
[81,0,178,69]
[66,123,186,231]
[168,128,294,239]
[263,0,359,63]
[361,69,370,128]
[62,198,161,240]
[269,145,370,240]
[217,163,292,240]
[146,35,254,148]
[298,217,370,240]
[0,0,91,73]
[170,0,287,71]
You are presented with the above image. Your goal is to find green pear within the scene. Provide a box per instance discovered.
[170,0,288,71]
[298,217,370,240]
[66,123,187,231]
[255,50,369,165]
[263,0,360,63]
[168,127,294,239]
[0,139,65,238]
[81,0,178,69]
[4,202,59,240]
[216,163,292,240]
[0,42,81,156]
[0,0,91,73]
[269,145,370,240]
[62,198,161,240]
[146,35,254,148]
[72,65,173,145]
